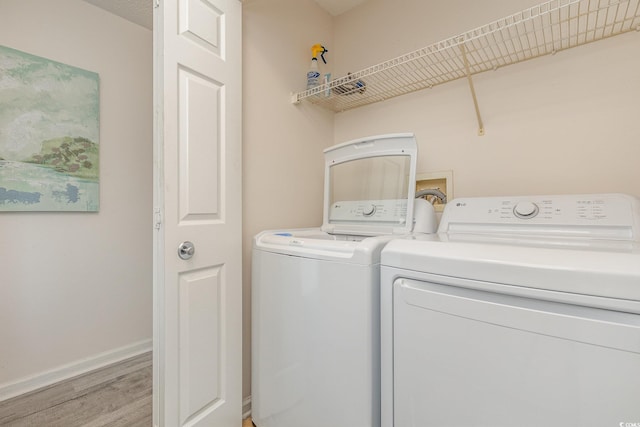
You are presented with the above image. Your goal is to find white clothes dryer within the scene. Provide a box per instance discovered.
[252,134,436,427]
[380,193,640,427]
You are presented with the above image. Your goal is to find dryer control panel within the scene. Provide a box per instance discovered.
[439,193,640,241]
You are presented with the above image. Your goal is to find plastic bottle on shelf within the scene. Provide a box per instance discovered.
[306,44,328,91]
[324,73,331,97]
[307,58,320,89]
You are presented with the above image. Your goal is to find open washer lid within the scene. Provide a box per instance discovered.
[321,133,418,236]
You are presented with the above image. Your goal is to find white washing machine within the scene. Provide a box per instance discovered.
[252,134,436,427]
[380,193,640,427]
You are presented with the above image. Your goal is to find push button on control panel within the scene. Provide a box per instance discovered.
[513,201,539,219]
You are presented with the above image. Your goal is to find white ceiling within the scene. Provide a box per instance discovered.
[313,0,368,16]
[83,0,153,29]
[82,0,368,30]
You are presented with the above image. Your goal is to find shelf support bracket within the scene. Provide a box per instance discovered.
[460,44,485,136]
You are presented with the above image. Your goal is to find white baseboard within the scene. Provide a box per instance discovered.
[0,338,152,402]
[243,395,252,420]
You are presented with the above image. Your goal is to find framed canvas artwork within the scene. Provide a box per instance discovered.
[0,45,99,212]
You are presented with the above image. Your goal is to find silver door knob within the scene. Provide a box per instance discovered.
[178,241,195,260]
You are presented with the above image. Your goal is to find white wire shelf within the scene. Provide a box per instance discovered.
[292,0,640,113]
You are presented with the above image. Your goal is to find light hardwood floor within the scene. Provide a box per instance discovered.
[1,353,253,427]
[0,352,152,426]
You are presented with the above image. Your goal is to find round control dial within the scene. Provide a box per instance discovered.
[362,204,376,217]
[513,201,539,219]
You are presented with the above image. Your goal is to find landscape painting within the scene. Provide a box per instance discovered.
[0,45,99,212]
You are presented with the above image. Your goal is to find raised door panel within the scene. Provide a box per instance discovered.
[178,68,222,222]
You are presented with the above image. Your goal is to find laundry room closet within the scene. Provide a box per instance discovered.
[0,0,153,402]
[243,0,640,415]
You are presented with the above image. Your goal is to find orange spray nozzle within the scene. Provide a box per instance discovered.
[311,44,328,64]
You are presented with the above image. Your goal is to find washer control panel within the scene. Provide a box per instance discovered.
[329,199,408,224]
[439,194,639,240]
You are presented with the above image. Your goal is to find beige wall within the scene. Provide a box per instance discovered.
[242,0,334,402]
[0,0,152,395]
[332,0,640,199]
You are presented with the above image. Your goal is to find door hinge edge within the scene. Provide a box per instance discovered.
[154,208,162,230]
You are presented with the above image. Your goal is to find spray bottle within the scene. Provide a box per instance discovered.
[306,44,328,90]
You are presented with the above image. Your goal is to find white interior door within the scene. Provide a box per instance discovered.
[153,0,242,426]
